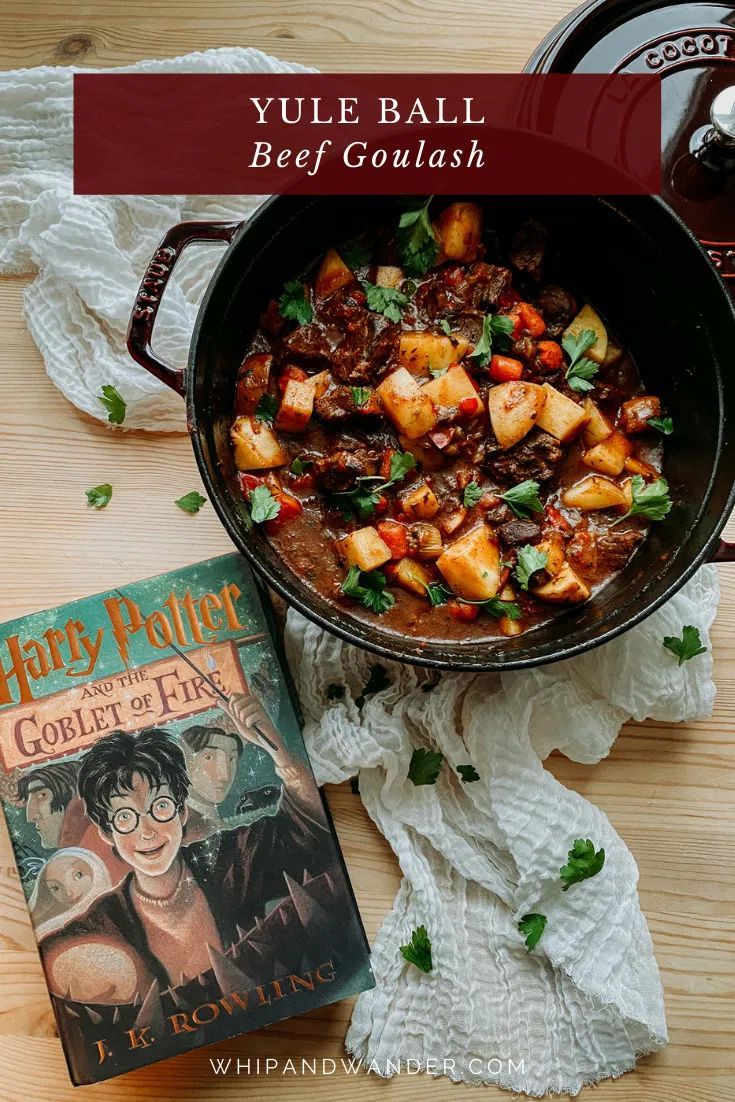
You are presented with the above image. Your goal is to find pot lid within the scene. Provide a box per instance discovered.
[526,0,735,297]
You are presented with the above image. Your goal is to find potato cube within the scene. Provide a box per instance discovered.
[619,395,662,435]
[487,381,547,449]
[391,557,434,598]
[436,523,501,601]
[583,430,632,476]
[376,368,437,440]
[399,331,456,375]
[401,481,440,519]
[500,614,523,637]
[274,379,315,433]
[563,304,608,365]
[582,398,613,447]
[422,365,484,417]
[532,561,590,603]
[231,415,287,471]
[309,369,331,399]
[235,353,272,415]
[434,201,483,263]
[534,532,565,576]
[337,527,392,573]
[602,340,622,367]
[536,383,587,443]
[315,248,353,298]
[625,455,660,480]
[375,265,404,289]
[562,476,627,511]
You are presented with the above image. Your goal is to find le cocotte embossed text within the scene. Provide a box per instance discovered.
[0,555,373,1084]
[73,73,662,195]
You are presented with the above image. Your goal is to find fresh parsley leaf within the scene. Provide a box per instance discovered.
[470,313,515,368]
[340,567,395,615]
[255,393,278,423]
[360,280,408,323]
[501,479,542,519]
[387,450,417,485]
[340,238,372,270]
[290,456,313,475]
[477,597,522,620]
[439,319,452,336]
[457,763,480,783]
[85,483,112,509]
[326,683,345,701]
[408,747,444,786]
[663,625,707,667]
[98,384,126,425]
[330,450,415,520]
[425,582,450,607]
[429,365,448,378]
[279,280,312,326]
[562,328,599,394]
[463,482,483,508]
[350,386,371,408]
[396,197,439,276]
[175,490,206,514]
[248,485,281,524]
[560,838,605,891]
[399,925,433,973]
[618,475,672,523]
[518,912,547,951]
[648,415,674,435]
[514,545,548,591]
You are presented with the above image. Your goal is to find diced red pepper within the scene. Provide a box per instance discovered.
[277,365,308,392]
[545,503,573,535]
[447,600,479,623]
[289,471,315,492]
[238,472,265,495]
[443,265,464,288]
[429,428,455,450]
[498,288,521,310]
[376,520,409,560]
[264,491,303,535]
[489,354,523,382]
[511,301,546,339]
[374,494,389,516]
[458,396,480,418]
[477,492,501,512]
[352,289,367,306]
[537,340,563,372]
[379,448,396,481]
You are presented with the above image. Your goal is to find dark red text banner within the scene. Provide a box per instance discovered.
[73,73,661,196]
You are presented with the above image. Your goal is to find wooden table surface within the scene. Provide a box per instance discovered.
[1,2,734,1099]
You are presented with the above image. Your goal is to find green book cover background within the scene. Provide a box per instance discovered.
[0,554,373,1084]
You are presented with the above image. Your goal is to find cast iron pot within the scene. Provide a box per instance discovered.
[127,195,735,671]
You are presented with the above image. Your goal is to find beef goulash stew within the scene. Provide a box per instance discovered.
[229,199,672,642]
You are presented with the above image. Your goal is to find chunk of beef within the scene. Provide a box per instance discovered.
[369,319,401,375]
[463,262,512,310]
[330,312,376,384]
[597,528,643,571]
[499,519,542,546]
[537,284,577,326]
[481,429,563,486]
[281,324,331,368]
[510,220,547,281]
[314,383,361,423]
[312,449,378,494]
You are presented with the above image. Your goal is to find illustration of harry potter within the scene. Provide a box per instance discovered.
[41,694,335,1006]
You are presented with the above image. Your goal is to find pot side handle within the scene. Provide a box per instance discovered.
[127,220,241,397]
[710,538,735,563]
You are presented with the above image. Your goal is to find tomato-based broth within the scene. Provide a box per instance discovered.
[229,201,668,643]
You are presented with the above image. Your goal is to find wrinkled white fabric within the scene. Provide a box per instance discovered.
[285,565,719,1096]
[0,48,313,430]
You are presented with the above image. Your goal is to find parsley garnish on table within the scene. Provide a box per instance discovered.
[560,838,605,891]
[562,328,599,394]
[514,545,548,591]
[360,280,408,323]
[457,764,480,783]
[175,491,206,514]
[340,566,395,614]
[85,483,113,509]
[98,384,126,425]
[663,625,707,666]
[501,479,542,519]
[470,313,515,368]
[279,280,313,326]
[255,393,278,423]
[396,197,439,276]
[648,415,674,435]
[399,925,433,973]
[408,747,444,785]
[248,485,280,524]
[613,475,672,525]
[518,913,547,951]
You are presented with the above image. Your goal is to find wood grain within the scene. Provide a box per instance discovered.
[0,5,734,1098]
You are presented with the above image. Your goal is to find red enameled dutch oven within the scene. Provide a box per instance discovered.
[127,192,735,672]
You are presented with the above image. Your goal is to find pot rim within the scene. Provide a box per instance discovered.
[187,193,735,672]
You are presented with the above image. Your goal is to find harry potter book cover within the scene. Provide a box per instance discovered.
[0,553,374,1085]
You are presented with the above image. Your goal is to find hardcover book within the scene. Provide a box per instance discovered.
[0,554,373,1085]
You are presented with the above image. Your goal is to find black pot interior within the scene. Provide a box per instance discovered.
[189,195,735,670]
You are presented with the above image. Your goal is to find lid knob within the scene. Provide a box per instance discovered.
[711,86,735,145]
